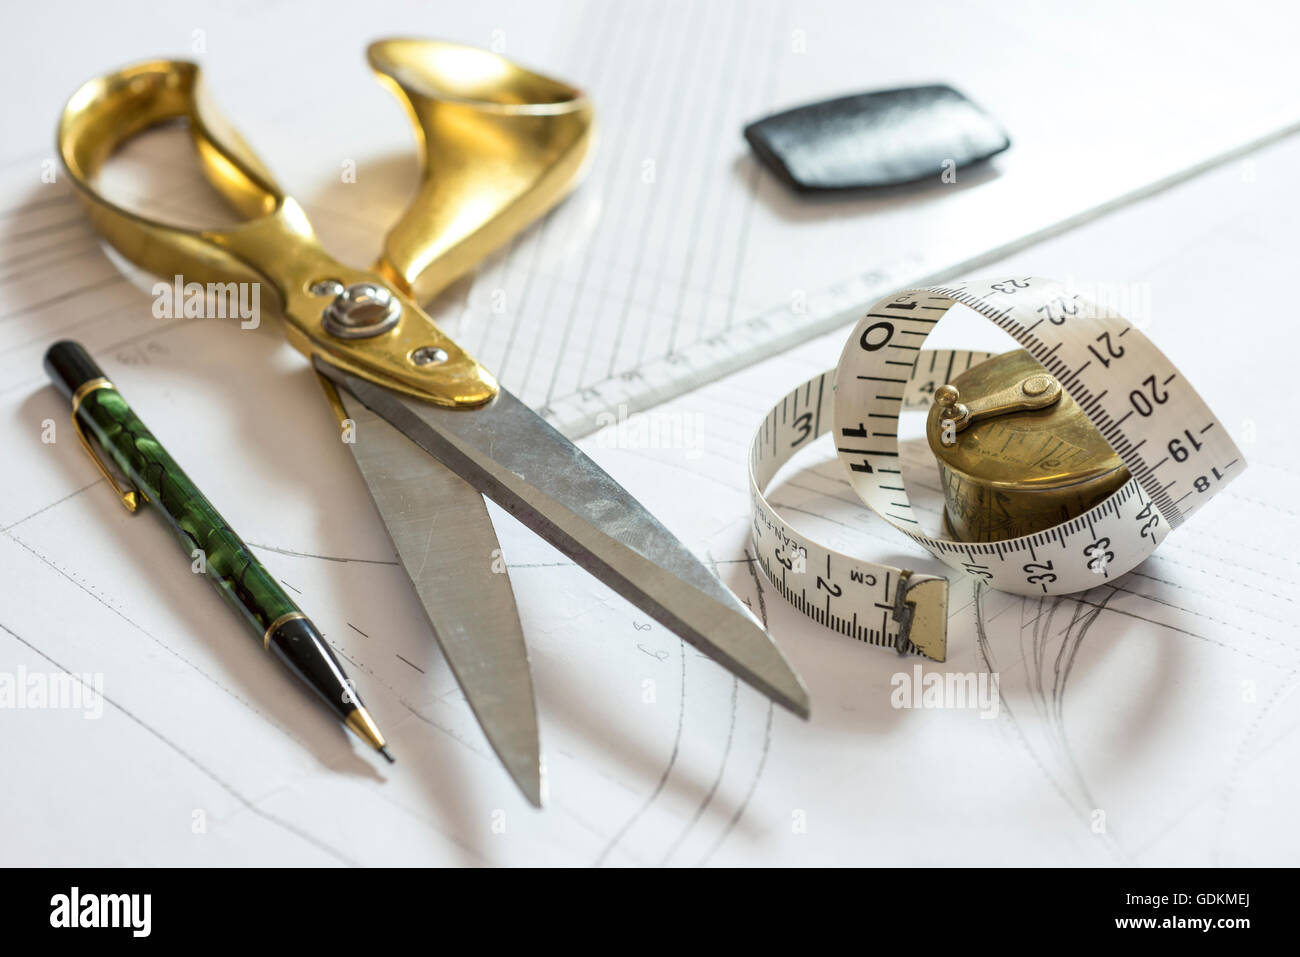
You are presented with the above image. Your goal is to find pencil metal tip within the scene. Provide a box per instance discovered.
[344,707,390,755]
[379,745,395,764]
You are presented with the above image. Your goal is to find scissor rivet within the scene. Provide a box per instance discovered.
[309,279,345,297]
[411,346,449,366]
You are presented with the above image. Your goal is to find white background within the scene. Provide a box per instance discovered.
[0,0,1297,865]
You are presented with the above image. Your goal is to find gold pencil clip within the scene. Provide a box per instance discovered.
[71,377,140,514]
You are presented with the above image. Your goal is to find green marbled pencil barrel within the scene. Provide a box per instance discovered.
[79,374,296,636]
[44,340,392,760]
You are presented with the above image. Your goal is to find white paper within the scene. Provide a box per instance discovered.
[1,0,1297,865]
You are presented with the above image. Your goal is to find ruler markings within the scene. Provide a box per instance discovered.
[750,277,1243,645]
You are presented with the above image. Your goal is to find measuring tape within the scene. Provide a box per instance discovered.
[749,277,1245,660]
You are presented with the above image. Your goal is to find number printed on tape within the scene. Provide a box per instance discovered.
[748,277,1245,653]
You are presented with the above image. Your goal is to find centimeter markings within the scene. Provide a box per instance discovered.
[540,257,924,438]
[912,280,1241,528]
[748,350,987,651]
[920,481,1151,557]
[749,366,900,647]
[828,279,1244,596]
[754,550,897,648]
[927,282,1187,525]
[750,275,1242,631]
[745,275,1241,640]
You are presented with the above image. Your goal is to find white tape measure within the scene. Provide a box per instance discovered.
[749,277,1245,660]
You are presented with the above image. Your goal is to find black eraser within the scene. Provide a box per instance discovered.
[744,84,1010,192]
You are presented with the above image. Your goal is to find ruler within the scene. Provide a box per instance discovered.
[541,255,925,437]
[749,277,1245,657]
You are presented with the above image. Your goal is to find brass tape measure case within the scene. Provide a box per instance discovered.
[925,349,1130,542]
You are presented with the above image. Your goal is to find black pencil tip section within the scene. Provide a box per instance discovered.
[379,746,395,764]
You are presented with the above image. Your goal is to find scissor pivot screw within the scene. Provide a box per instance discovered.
[411,346,449,366]
[322,282,402,339]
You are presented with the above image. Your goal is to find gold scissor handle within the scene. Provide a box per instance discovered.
[367,39,595,303]
[58,58,496,407]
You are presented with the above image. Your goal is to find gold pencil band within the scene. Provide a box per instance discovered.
[71,376,115,416]
[263,612,308,650]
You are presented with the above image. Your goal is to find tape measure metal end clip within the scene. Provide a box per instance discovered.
[892,571,948,662]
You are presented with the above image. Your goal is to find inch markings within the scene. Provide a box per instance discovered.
[750,277,1243,651]
[829,278,1244,596]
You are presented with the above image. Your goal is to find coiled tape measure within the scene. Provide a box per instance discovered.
[748,277,1245,661]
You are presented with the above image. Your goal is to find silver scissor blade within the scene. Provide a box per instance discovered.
[318,362,811,719]
[332,383,543,806]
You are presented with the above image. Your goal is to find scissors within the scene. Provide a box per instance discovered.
[58,39,810,805]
